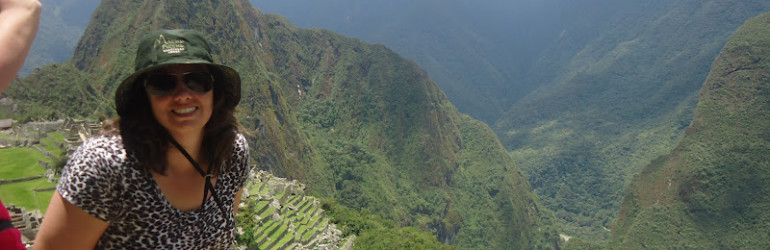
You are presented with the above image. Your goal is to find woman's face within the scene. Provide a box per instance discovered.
[146,64,214,138]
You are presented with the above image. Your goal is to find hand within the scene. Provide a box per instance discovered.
[0,0,42,10]
[0,0,41,93]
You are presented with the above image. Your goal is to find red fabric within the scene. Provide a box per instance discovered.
[0,199,10,220]
[0,228,26,250]
[0,199,26,250]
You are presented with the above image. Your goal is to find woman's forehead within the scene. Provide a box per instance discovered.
[152,64,208,74]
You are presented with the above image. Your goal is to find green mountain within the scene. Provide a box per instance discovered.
[609,11,770,249]
[253,0,546,124]
[246,1,770,242]
[254,1,688,127]
[494,0,770,241]
[4,0,558,248]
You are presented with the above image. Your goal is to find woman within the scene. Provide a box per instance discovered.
[34,29,250,249]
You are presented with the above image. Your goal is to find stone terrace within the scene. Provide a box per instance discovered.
[239,170,345,250]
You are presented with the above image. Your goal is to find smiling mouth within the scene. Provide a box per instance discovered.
[173,107,197,114]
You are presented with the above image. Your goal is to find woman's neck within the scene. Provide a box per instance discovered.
[165,132,207,176]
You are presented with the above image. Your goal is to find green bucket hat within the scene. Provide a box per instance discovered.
[115,29,241,116]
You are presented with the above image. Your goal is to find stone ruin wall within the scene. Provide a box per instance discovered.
[0,118,101,151]
[5,203,42,245]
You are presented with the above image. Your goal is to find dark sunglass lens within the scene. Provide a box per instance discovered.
[185,72,214,93]
[145,74,177,96]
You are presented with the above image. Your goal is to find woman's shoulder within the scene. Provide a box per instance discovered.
[71,134,130,165]
[231,132,249,158]
[80,133,125,150]
[58,134,132,222]
[234,132,248,146]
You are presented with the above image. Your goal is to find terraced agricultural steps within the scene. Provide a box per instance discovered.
[239,170,345,250]
[1,119,349,249]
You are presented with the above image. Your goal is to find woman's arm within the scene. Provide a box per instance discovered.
[0,0,41,93]
[34,192,109,250]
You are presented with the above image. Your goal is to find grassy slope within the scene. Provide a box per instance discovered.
[0,148,47,179]
[494,0,770,240]
[0,134,65,213]
[610,11,770,249]
[0,179,56,213]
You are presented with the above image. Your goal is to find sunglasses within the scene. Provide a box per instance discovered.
[143,71,215,96]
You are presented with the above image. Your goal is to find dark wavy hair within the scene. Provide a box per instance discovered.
[103,66,241,177]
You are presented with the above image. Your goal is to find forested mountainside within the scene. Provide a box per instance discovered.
[253,0,677,125]
[3,0,558,248]
[608,11,770,249]
[238,0,770,242]
[254,0,536,124]
[494,0,770,240]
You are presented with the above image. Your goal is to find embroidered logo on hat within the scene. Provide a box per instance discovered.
[155,34,186,54]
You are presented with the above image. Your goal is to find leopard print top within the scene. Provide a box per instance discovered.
[56,133,250,249]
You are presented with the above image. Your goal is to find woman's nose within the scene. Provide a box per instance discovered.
[171,77,193,99]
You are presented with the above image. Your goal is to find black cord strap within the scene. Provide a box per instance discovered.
[0,219,13,232]
[168,137,227,215]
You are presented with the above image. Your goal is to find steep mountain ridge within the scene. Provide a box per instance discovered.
[4,0,557,248]
[610,11,770,248]
[494,0,770,240]
[254,0,556,123]
[250,0,770,241]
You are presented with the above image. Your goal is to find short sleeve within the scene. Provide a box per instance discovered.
[56,136,126,222]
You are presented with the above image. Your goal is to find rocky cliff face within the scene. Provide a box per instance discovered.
[6,0,558,248]
[610,11,770,249]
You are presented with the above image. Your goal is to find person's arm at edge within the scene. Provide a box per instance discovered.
[0,0,42,93]
[34,191,109,250]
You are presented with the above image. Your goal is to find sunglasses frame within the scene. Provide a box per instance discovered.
[143,71,215,96]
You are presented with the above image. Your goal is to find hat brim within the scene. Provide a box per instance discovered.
[115,61,241,117]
